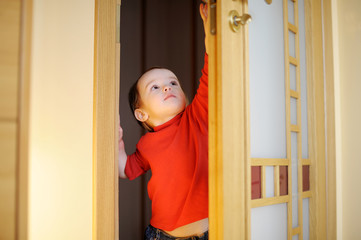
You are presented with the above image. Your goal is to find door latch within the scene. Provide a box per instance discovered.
[229,10,252,32]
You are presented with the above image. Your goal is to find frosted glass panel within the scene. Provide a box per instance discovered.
[251,204,288,240]
[288,0,295,25]
[303,198,310,239]
[266,166,274,198]
[290,64,297,91]
[249,0,286,158]
[291,132,298,194]
[289,31,296,58]
[292,195,298,228]
[299,0,309,159]
[291,98,297,125]
[293,235,299,240]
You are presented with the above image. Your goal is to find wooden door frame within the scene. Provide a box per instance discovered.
[306,0,327,238]
[322,0,337,239]
[17,0,33,239]
[93,0,337,239]
[208,1,249,239]
[93,0,120,239]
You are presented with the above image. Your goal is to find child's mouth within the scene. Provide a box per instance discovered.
[164,94,176,101]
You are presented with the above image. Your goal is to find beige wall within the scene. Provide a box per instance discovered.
[29,0,94,239]
[334,0,361,239]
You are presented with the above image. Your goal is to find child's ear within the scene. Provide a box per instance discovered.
[134,109,149,122]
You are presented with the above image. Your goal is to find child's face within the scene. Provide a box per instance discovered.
[135,68,186,128]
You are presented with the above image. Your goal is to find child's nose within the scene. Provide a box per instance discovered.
[163,86,171,92]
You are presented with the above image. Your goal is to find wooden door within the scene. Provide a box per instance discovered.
[0,0,31,239]
[208,0,327,239]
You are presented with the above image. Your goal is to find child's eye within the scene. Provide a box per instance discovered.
[151,85,159,90]
[170,81,178,86]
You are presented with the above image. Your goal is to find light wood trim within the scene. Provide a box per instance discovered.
[0,0,20,121]
[292,226,301,235]
[208,0,223,238]
[290,90,300,99]
[0,123,17,239]
[283,1,293,239]
[289,56,298,66]
[251,158,288,166]
[322,0,337,239]
[93,0,118,239]
[305,0,327,239]
[208,0,222,238]
[288,23,298,34]
[293,1,305,239]
[274,165,280,197]
[251,195,289,208]
[302,191,312,199]
[209,0,249,239]
[17,0,33,239]
[302,158,311,165]
[115,2,120,240]
[291,124,300,132]
[243,2,251,239]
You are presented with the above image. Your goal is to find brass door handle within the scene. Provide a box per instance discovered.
[229,10,252,32]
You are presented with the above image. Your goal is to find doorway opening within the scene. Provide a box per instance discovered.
[119,0,205,238]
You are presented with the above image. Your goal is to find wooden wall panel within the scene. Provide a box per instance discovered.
[0,122,17,240]
[0,0,21,120]
[0,1,21,240]
[94,0,118,239]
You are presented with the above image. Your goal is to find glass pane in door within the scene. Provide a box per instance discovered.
[249,0,286,159]
[251,204,288,239]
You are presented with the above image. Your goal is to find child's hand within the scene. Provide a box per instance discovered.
[118,122,128,179]
[200,3,209,54]
[200,2,208,23]
[118,123,125,151]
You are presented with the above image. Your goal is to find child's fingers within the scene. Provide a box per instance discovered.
[118,125,123,141]
[199,3,208,22]
[203,3,208,19]
[199,4,205,21]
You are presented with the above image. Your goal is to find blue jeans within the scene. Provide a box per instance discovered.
[144,225,208,240]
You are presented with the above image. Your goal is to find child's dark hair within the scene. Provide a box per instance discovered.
[128,67,164,132]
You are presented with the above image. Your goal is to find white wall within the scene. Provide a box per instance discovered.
[29,0,94,239]
[334,0,361,239]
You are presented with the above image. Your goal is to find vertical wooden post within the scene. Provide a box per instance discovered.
[209,0,249,239]
[18,0,33,239]
[322,0,337,239]
[93,0,119,239]
[305,0,327,239]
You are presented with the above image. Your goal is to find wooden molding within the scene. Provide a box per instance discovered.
[322,0,337,239]
[17,0,33,239]
[209,1,249,239]
[305,0,327,239]
[93,0,119,239]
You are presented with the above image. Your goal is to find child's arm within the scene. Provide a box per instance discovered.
[200,3,209,55]
[118,124,128,179]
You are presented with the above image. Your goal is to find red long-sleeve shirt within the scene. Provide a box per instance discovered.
[125,54,208,231]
